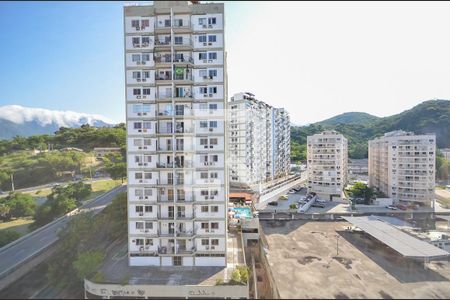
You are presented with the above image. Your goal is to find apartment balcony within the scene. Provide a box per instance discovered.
[154,20,192,33]
[154,56,194,67]
[154,38,193,51]
[156,161,194,169]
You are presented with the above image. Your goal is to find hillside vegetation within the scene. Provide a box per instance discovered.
[316,112,380,126]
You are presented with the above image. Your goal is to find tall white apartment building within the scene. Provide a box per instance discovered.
[307,131,348,200]
[228,92,290,190]
[368,130,435,206]
[124,1,227,267]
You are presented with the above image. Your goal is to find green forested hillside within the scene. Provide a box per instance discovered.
[316,112,380,126]
[291,99,450,161]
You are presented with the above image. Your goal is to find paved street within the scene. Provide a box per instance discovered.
[255,175,307,210]
[0,185,126,278]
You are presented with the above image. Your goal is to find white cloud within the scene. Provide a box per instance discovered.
[0,105,114,127]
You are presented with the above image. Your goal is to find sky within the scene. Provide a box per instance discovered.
[1,1,450,125]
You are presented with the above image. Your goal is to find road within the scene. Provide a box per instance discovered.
[0,177,112,198]
[0,184,126,279]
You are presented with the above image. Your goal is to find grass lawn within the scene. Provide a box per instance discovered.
[83,179,123,202]
[0,217,34,235]
[27,188,53,198]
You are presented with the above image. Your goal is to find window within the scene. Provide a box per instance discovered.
[211,222,219,229]
[134,122,142,129]
[145,221,153,229]
[208,69,217,77]
[143,122,152,129]
[198,18,206,25]
[132,37,140,45]
[208,17,217,25]
[174,36,183,45]
[131,20,139,28]
[199,103,208,110]
[135,238,144,245]
[201,206,209,212]
[199,52,207,60]
[201,239,209,246]
[211,239,219,246]
[143,138,152,146]
[133,89,141,95]
[199,35,207,43]
[144,173,152,179]
[143,71,150,79]
[132,71,141,79]
[173,256,182,266]
[145,238,153,246]
[199,69,207,77]
[210,138,218,145]
[200,138,208,145]
[209,121,218,128]
[145,206,153,213]
[135,206,143,213]
[201,222,209,229]
[211,206,219,213]
[144,189,152,196]
[201,190,209,196]
[209,86,217,94]
[141,19,149,28]
[142,104,151,113]
[135,173,143,179]
[132,105,141,113]
[132,54,140,62]
[142,36,150,45]
[200,121,208,128]
[143,88,151,95]
[211,155,218,162]
[200,172,208,179]
[208,35,216,43]
[199,87,208,94]
[142,53,150,61]
[210,172,218,179]
[208,52,217,60]
[136,222,144,229]
[209,104,218,110]
[135,189,143,197]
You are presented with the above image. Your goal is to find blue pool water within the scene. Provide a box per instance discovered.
[231,207,252,219]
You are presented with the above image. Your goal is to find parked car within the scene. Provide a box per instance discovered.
[316,199,327,204]
[279,195,288,200]
[288,190,296,194]
[312,203,325,208]
[385,205,398,210]
[268,201,278,206]
[396,204,408,211]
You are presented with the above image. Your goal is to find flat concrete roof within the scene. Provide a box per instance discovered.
[437,215,450,222]
[342,216,449,259]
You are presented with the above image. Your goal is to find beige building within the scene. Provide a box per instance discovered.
[124,0,228,267]
[307,131,348,200]
[368,130,435,206]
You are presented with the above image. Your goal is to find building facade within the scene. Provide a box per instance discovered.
[307,131,348,200]
[228,92,290,190]
[124,1,228,267]
[368,130,435,206]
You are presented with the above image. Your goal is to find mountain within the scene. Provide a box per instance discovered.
[317,112,380,126]
[291,99,450,161]
[0,105,114,140]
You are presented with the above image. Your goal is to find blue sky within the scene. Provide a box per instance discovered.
[1,1,450,125]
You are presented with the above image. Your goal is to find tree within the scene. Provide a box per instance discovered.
[105,162,127,183]
[348,182,374,205]
[73,250,105,280]
[4,192,36,218]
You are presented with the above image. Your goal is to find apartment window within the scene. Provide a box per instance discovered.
[210,138,218,145]
[199,52,207,60]
[144,206,152,213]
[198,18,206,25]
[201,222,209,229]
[145,221,153,229]
[145,238,153,246]
[199,87,208,94]
[135,189,143,197]
[142,36,150,45]
[142,53,150,61]
[143,138,152,146]
[142,71,150,79]
[199,69,207,77]
[132,37,140,45]
[208,52,217,60]
[199,103,208,110]
[142,104,151,113]
[144,173,152,179]
[135,206,144,213]
[135,173,143,180]
[134,156,142,163]
[200,121,208,128]
[200,172,208,179]
[136,222,144,229]
[132,71,141,79]
[174,36,183,45]
[208,17,216,25]
[134,122,142,129]
[141,19,150,28]
[135,238,144,245]
[208,69,217,77]
[211,155,218,162]
[209,121,218,128]
[201,239,209,246]
[211,222,219,229]
[132,105,141,113]
[143,122,152,129]
[199,35,207,43]
[143,88,151,95]
[211,239,219,246]
[131,20,140,28]
[144,189,152,196]
[209,86,217,94]
[208,35,216,43]
[211,190,219,196]
[133,89,141,95]
[210,172,218,179]
[200,138,208,145]
[201,190,209,196]
[132,54,141,62]
[211,206,219,213]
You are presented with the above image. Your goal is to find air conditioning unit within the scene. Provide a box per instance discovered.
[137,61,142,65]
[208,93,213,97]
[208,42,212,45]
[137,78,141,82]
[142,61,146,65]
[210,179,215,183]
[139,212,144,216]
[138,163,143,166]
[142,43,149,47]
[142,95,147,99]
[203,94,208,97]
[203,60,207,63]
[137,95,142,99]
[205,229,209,233]
[145,229,149,233]
[145,196,148,199]
[143,129,148,132]
[135,27,141,31]
[204,195,208,199]
[204,145,208,149]
[142,78,147,82]
[205,246,210,249]
[139,179,143,183]
[202,24,207,28]
[138,129,142,132]
[203,76,209,79]
[211,246,215,249]
[140,246,144,251]
[208,25,213,28]
[209,146,213,148]
[209,128,213,132]
[143,112,147,115]
[139,196,143,200]
[143,146,147,149]
[208,60,213,63]
[134,44,141,48]
[210,196,214,200]
[138,146,142,149]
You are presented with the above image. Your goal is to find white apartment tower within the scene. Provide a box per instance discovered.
[229,92,290,190]
[368,130,435,206]
[124,1,227,267]
[307,131,348,200]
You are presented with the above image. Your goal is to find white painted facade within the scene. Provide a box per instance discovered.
[368,130,435,206]
[307,131,348,200]
[124,1,227,267]
[228,92,291,190]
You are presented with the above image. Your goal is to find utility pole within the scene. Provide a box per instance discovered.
[336,235,340,256]
[89,166,93,182]
[10,174,15,192]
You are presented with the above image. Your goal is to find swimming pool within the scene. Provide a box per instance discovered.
[231,207,252,219]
